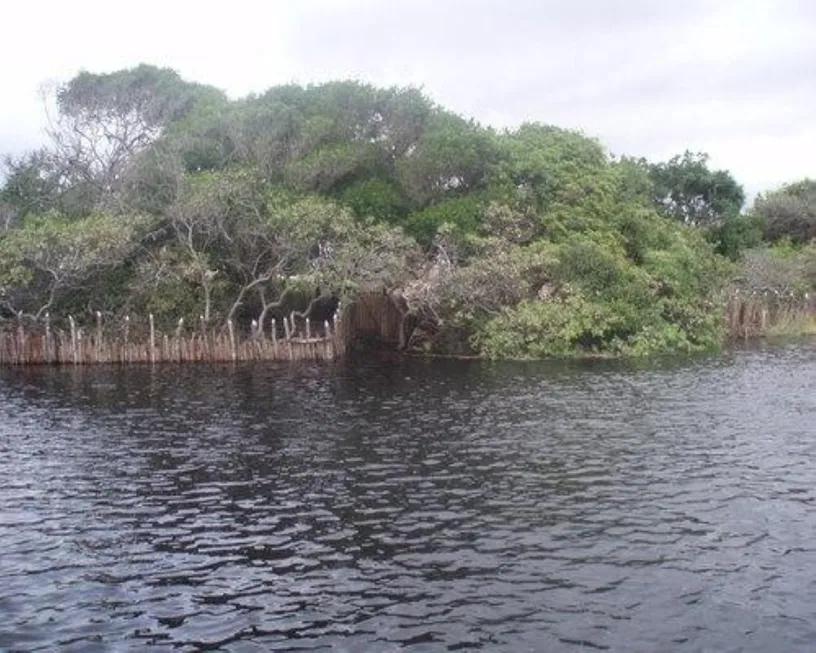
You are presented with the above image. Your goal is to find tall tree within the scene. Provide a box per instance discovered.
[43,64,226,213]
[753,179,816,244]
[647,151,744,226]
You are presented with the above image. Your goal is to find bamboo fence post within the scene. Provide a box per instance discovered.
[70,316,78,365]
[149,314,156,364]
[283,316,294,360]
[124,315,130,364]
[199,316,207,361]
[332,307,342,353]
[228,319,237,362]
[45,313,52,364]
[324,320,332,358]
[0,303,353,367]
[16,313,25,366]
[251,319,257,359]
[95,311,103,363]
[175,318,184,363]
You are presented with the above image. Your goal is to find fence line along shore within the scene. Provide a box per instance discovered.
[0,312,344,366]
[1,292,813,366]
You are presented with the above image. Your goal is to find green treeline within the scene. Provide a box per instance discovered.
[1,65,814,357]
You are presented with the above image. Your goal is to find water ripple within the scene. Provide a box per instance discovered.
[1,340,815,651]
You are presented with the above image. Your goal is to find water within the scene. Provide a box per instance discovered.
[1,341,814,652]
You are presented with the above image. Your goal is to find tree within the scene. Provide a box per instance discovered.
[165,170,262,324]
[0,212,151,319]
[3,66,790,358]
[397,112,499,207]
[647,151,744,226]
[0,202,14,231]
[753,179,816,244]
[1,150,77,218]
[43,64,226,212]
[494,124,609,210]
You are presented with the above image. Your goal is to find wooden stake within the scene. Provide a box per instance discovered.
[199,315,207,360]
[69,316,78,365]
[124,315,130,364]
[96,311,103,363]
[175,318,184,362]
[228,319,237,362]
[45,313,52,364]
[16,313,25,366]
[149,313,156,364]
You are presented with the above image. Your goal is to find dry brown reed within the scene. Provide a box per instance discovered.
[725,292,816,339]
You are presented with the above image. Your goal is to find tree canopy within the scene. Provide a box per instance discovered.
[1,66,812,356]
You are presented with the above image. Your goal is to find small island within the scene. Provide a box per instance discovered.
[1,65,814,364]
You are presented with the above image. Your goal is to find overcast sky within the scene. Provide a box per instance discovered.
[2,0,813,199]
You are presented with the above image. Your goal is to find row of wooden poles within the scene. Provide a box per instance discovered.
[2,294,813,365]
[0,311,346,366]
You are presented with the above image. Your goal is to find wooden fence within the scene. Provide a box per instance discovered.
[0,312,345,366]
[4,292,812,365]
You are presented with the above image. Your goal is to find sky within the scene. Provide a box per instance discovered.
[1,0,814,200]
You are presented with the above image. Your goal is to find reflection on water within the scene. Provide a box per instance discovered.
[1,341,815,652]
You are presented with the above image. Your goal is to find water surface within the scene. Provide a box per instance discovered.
[1,341,815,651]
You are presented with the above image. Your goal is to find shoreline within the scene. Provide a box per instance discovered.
[2,331,814,368]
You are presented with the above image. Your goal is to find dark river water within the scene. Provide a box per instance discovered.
[1,341,815,652]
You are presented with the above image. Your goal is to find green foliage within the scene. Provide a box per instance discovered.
[1,151,62,217]
[647,151,744,226]
[753,179,816,244]
[404,194,488,245]
[121,145,184,215]
[0,212,153,317]
[476,291,720,359]
[493,124,609,211]
[284,143,385,194]
[397,112,499,207]
[340,178,408,222]
[57,64,226,131]
[467,206,728,358]
[2,66,808,358]
[710,213,765,260]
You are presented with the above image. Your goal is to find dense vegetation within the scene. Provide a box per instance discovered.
[1,65,814,357]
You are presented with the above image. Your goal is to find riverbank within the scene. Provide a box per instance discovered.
[2,294,813,366]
